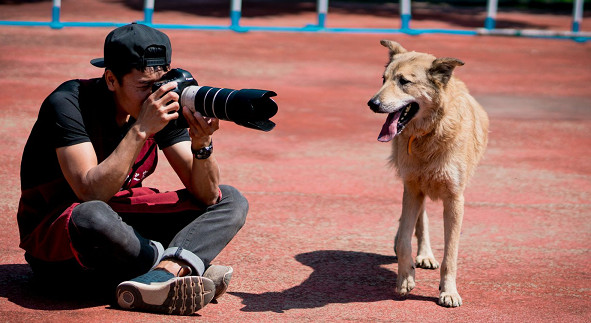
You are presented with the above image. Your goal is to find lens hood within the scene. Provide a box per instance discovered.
[224,89,277,131]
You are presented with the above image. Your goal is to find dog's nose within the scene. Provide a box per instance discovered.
[367,98,381,112]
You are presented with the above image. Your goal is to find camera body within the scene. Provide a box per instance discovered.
[153,68,278,131]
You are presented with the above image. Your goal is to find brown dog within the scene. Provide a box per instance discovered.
[368,40,489,307]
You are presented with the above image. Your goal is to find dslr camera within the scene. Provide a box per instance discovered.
[153,68,278,131]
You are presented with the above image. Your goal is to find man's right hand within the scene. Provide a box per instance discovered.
[135,81,181,138]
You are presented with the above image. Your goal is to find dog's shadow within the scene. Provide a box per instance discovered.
[231,250,436,313]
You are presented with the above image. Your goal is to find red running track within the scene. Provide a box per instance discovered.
[0,1,590,322]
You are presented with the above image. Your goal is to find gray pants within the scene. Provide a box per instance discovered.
[28,185,248,286]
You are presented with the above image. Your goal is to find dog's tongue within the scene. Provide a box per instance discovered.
[378,112,400,142]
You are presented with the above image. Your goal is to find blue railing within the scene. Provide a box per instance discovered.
[0,0,588,42]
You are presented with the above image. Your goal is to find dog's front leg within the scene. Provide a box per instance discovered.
[439,194,464,307]
[395,184,424,296]
[415,208,440,269]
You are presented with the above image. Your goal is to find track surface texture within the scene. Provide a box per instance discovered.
[1,1,590,322]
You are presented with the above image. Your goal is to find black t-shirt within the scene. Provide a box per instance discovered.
[20,77,190,191]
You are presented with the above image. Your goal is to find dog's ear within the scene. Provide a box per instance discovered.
[380,40,407,57]
[428,57,464,86]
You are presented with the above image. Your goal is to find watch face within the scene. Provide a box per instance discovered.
[193,142,213,159]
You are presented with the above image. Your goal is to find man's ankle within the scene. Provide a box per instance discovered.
[154,259,192,277]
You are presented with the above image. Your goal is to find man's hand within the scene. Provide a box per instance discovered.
[135,81,180,138]
[160,107,221,206]
[182,106,220,149]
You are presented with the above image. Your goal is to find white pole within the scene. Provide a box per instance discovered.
[231,0,242,27]
[317,0,328,28]
[51,0,61,28]
[572,0,584,32]
[144,0,155,24]
[400,0,411,29]
[485,0,498,29]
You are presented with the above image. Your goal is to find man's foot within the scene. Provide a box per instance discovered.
[203,265,233,300]
[116,269,215,315]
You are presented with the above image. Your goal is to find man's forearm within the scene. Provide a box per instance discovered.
[190,155,221,206]
[77,125,147,201]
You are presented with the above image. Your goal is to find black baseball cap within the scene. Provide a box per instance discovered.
[90,22,171,69]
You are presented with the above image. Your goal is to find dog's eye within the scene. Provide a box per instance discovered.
[399,77,412,86]
[382,76,386,84]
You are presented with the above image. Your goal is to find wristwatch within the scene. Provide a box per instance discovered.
[192,140,213,160]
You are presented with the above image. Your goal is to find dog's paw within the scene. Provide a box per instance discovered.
[415,255,440,269]
[438,292,462,307]
[396,275,416,296]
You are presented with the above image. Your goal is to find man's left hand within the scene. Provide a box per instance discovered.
[182,107,220,149]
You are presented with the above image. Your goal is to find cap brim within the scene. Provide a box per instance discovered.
[90,58,106,68]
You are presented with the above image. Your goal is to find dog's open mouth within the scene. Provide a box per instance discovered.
[377,102,419,142]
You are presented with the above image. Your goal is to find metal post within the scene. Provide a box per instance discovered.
[485,0,498,30]
[231,0,242,28]
[400,0,411,30]
[317,0,328,28]
[51,0,62,29]
[144,0,155,24]
[572,0,584,32]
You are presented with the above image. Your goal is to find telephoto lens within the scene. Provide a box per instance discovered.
[153,68,278,131]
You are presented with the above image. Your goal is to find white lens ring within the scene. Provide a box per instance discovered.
[224,90,237,120]
[211,88,223,119]
[203,88,214,116]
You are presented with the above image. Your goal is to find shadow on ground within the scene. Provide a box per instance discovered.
[231,250,437,313]
[0,263,111,311]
